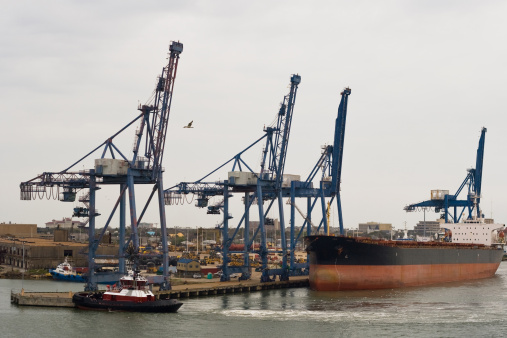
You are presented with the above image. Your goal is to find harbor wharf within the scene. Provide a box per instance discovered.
[10,276,309,307]
[159,276,309,299]
[10,289,75,307]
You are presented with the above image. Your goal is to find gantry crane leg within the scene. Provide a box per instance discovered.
[277,190,289,281]
[119,184,126,274]
[157,178,170,290]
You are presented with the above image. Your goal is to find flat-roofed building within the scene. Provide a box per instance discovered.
[414,220,442,237]
[0,237,118,270]
[358,222,392,232]
[0,223,37,237]
[45,218,85,229]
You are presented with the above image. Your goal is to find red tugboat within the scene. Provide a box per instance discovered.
[72,270,182,312]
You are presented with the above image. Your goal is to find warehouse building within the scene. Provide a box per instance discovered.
[0,237,118,270]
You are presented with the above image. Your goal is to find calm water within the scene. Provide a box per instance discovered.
[3,264,507,338]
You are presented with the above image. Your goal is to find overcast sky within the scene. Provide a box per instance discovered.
[1,0,507,232]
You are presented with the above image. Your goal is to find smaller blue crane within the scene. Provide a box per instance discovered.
[404,127,487,223]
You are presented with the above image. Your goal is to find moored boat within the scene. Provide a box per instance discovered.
[305,219,505,291]
[72,269,182,312]
[49,257,86,283]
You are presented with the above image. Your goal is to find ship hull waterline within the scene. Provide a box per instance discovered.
[306,235,504,291]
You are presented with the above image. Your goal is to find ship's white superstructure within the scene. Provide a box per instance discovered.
[446,219,505,245]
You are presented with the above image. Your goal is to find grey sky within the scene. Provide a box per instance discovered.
[1,1,507,231]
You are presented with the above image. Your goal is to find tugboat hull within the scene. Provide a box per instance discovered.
[72,292,183,313]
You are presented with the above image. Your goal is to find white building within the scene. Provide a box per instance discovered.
[45,218,85,229]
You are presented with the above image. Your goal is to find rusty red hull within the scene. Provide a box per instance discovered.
[309,263,500,291]
[305,235,503,291]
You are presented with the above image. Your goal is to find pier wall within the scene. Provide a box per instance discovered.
[11,290,75,307]
[11,277,309,308]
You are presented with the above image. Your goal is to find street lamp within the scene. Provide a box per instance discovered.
[21,241,25,290]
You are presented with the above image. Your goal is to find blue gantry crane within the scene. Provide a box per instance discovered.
[165,81,353,283]
[404,127,487,223]
[165,74,301,282]
[20,41,183,291]
[284,88,351,270]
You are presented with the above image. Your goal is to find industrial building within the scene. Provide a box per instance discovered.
[414,220,443,237]
[176,258,201,277]
[44,218,85,229]
[0,223,37,237]
[358,222,393,232]
[0,236,118,270]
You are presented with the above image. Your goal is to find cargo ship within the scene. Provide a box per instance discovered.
[305,219,505,291]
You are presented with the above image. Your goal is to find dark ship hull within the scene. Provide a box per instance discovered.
[72,292,183,313]
[305,235,503,291]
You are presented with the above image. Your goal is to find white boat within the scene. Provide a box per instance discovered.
[49,257,86,282]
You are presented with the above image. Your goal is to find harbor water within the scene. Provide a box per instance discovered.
[3,263,507,338]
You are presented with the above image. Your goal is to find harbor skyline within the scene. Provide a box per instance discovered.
[2,1,507,231]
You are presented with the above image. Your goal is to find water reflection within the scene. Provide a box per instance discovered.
[2,264,507,337]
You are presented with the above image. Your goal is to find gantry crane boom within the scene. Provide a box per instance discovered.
[330,88,351,196]
[474,127,486,218]
[330,88,351,235]
[300,88,351,235]
[147,42,182,180]
[273,74,300,189]
[260,74,301,188]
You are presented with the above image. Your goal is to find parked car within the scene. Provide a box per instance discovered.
[193,273,202,279]
[230,273,239,278]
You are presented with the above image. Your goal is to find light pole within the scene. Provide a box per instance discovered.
[186,228,189,252]
[423,208,426,238]
[21,241,25,290]
[174,226,177,252]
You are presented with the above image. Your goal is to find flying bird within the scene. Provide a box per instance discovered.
[184,121,193,128]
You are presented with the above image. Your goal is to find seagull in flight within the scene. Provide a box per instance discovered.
[184,121,194,128]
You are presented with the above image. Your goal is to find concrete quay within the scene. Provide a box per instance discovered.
[10,276,310,307]
[11,289,75,308]
[159,276,309,299]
